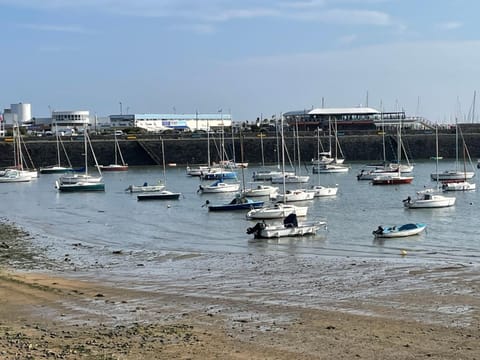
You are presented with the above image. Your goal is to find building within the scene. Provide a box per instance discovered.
[109,113,232,132]
[283,107,433,132]
[2,103,32,125]
[52,110,90,132]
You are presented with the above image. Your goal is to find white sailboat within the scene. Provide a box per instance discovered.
[308,129,338,197]
[430,122,475,181]
[246,116,325,236]
[137,139,181,200]
[97,130,128,171]
[40,126,74,174]
[404,125,455,209]
[56,128,105,192]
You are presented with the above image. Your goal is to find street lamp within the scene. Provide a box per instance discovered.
[119,102,123,115]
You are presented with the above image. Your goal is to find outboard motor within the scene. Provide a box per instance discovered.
[283,213,298,228]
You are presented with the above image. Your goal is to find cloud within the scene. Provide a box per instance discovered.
[338,34,357,44]
[438,21,462,30]
[170,23,216,35]
[20,23,88,33]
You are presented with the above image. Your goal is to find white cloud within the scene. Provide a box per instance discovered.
[338,34,357,44]
[438,21,463,30]
[20,23,88,33]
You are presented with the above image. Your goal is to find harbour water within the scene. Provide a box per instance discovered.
[1,161,479,325]
[4,161,478,262]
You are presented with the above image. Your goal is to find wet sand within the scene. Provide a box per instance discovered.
[0,220,479,359]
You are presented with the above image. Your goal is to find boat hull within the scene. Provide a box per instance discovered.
[208,201,264,211]
[39,166,74,174]
[247,221,326,239]
[56,181,105,192]
[137,191,180,200]
[373,223,426,238]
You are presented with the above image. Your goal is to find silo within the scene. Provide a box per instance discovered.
[11,103,32,124]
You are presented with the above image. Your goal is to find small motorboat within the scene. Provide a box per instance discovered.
[247,213,326,239]
[372,223,426,238]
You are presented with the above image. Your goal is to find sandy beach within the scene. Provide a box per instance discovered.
[0,220,479,359]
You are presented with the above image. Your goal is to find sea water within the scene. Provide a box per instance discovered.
[1,161,478,324]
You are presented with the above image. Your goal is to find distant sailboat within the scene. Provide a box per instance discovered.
[97,131,128,171]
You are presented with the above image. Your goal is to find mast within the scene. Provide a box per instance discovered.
[55,124,61,167]
[161,138,167,187]
[280,114,286,204]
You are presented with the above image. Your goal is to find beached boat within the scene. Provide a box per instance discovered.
[246,213,326,239]
[372,223,426,238]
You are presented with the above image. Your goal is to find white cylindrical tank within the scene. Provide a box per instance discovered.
[10,103,32,124]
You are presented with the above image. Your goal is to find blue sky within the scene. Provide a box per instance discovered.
[1,0,479,123]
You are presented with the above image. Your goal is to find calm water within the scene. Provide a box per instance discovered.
[2,161,478,266]
[3,161,478,326]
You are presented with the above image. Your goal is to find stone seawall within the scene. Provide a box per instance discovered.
[1,133,479,168]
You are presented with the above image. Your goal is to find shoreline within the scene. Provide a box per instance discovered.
[0,221,479,359]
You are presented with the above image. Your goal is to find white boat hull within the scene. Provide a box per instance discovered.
[442,181,476,191]
[404,193,456,208]
[308,185,338,197]
[243,184,279,197]
[248,220,326,239]
[198,182,240,193]
[373,223,426,238]
[246,204,308,219]
[431,171,475,181]
[273,189,315,202]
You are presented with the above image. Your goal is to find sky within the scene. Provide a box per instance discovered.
[1,0,480,123]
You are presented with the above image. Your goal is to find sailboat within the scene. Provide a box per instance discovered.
[253,121,291,181]
[0,123,35,182]
[404,125,455,208]
[271,119,310,184]
[137,139,181,200]
[55,128,105,192]
[246,116,311,220]
[313,117,348,173]
[40,125,74,174]
[97,131,128,171]
[308,129,338,197]
[246,116,326,238]
[441,130,476,191]
[371,122,414,185]
[430,122,475,181]
[271,123,313,201]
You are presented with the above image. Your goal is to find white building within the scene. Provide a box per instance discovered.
[109,113,232,132]
[52,110,90,132]
[2,103,32,125]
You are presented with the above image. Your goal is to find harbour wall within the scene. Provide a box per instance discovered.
[1,132,479,168]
